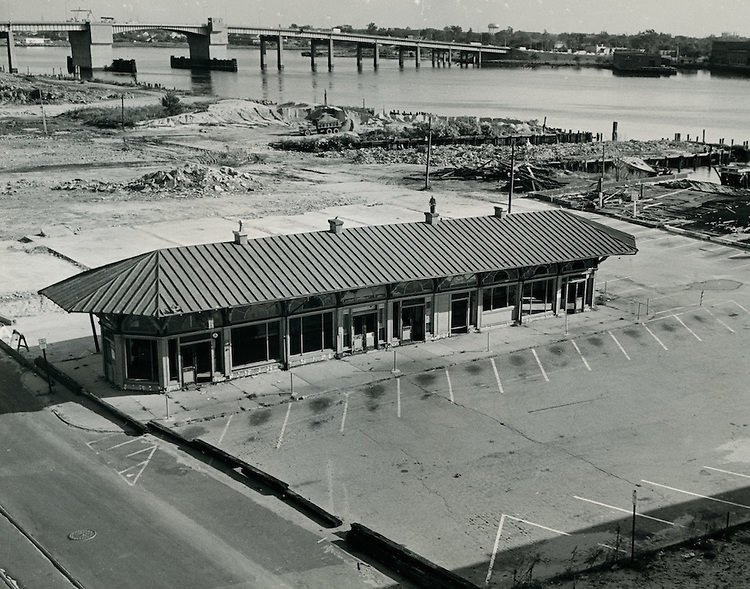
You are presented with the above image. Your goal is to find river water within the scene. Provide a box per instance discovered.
[13,45,750,144]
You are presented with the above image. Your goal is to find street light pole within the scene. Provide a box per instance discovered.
[508,138,515,214]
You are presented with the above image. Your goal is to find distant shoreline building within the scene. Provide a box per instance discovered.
[710,39,750,72]
[40,207,636,392]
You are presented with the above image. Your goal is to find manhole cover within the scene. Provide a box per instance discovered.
[67,529,96,541]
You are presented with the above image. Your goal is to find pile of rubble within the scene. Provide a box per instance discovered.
[53,164,260,196]
[0,73,121,104]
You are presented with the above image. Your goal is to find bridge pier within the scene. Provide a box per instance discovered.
[477,50,482,68]
[373,42,379,69]
[356,43,363,71]
[184,17,227,62]
[398,47,404,68]
[448,48,452,67]
[260,37,267,70]
[276,35,284,70]
[2,31,18,73]
[68,23,113,72]
[431,50,435,67]
[327,38,333,71]
[310,39,316,71]
[415,46,420,68]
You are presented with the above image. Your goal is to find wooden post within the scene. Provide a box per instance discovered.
[89,313,100,353]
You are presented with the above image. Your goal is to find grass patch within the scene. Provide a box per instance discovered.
[61,99,213,129]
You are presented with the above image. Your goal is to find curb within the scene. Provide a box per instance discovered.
[347,523,479,589]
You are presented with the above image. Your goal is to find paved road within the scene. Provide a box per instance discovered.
[0,356,398,589]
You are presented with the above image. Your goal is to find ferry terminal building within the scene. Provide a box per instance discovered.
[40,206,637,392]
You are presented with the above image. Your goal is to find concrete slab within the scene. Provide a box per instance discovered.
[41,227,178,269]
[134,217,240,246]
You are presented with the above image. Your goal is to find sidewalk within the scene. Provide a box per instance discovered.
[41,303,633,430]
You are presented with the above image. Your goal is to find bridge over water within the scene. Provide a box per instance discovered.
[0,18,508,74]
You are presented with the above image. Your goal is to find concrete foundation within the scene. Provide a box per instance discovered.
[3,31,18,73]
[68,23,113,71]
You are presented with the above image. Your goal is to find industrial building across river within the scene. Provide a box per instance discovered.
[40,204,637,392]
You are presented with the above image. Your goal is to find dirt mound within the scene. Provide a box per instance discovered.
[137,99,289,128]
[53,164,261,196]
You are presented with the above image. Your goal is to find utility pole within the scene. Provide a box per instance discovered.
[508,138,515,213]
[424,115,433,190]
[121,94,125,130]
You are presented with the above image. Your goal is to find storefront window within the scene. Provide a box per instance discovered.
[125,338,158,382]
[231,321,281,367]
[289,312,334,356]
[483,284,518,311]
[521,279,556,315]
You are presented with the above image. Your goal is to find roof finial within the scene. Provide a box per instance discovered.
[429,196,436,215]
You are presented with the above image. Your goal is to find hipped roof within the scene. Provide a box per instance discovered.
[40,210,637,318]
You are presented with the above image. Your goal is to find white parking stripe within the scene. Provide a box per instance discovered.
[571,340,591,371]
[642,480,750,510]
[643,324,668,350]
[485,513,506,585]
[506,515,570,536]
[340,393,349,433]
[730,300,750,314]
[673,315,702,341]
[445,369,454,403]
[396,378,401,418]
[217,414,234,447]
[703,466,750,480]
[107,438,141,451]
[703,307,736,333]
[276,403,292,449]
[532,349,549,382]
[490,358,504,393]
[608,331,631,360]
[573,496,681,527]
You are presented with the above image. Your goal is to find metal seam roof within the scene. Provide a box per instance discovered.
[40,210,637,317]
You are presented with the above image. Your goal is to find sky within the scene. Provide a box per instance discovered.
[5,0,748,38]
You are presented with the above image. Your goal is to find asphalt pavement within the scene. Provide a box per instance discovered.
[0,355,403,589]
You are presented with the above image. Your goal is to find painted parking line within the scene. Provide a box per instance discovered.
[570,340,591,371]
[86,433,119,448]
[107,438,142,451]
[531,348,550,382]
[702,307,736,333]
[485,514,570,585]
[642,324,668,351]
[574,495,682,527]
[118,445,157,487]
[652,306,687,317]
[673,315,702,341]
[641,480,750,510]
[396,378,401,418]
[703,466,750,480]
[340,393,349,434]
[608,331,631,360]
[276,402,292,449]
[445,368,454,403]
[730,300,750,314]
[490,358,504,393]
[216,414,234,447]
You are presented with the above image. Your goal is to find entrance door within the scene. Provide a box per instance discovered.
[566,279,586,313]
[180,341,213,384]
[353,312,377,352]
[401,305,425,342]
[451,296,470,334]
